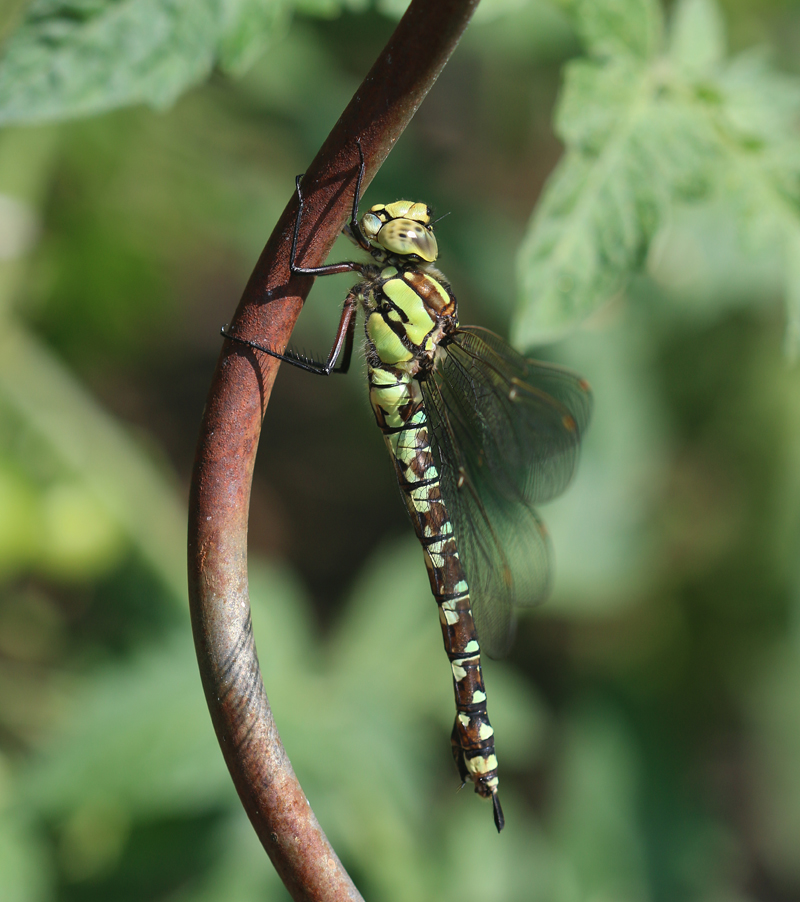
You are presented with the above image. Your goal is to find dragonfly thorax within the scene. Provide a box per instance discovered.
[360,201,438,263]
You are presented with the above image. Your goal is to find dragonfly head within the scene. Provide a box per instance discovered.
[360,201,439,263]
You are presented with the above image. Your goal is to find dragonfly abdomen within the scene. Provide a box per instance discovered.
[368,361,504,829]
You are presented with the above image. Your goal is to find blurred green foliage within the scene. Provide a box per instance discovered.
[1,0,800,900]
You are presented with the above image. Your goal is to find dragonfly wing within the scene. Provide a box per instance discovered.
[444,326,592,505]
[420,326,592,657]
[422,372,552,658]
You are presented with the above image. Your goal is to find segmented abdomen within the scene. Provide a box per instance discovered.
[368,365,501,808]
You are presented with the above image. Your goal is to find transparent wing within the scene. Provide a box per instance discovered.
[421,326,592,658]
[443,326,592,505]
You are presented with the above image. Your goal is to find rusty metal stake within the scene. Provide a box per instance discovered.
[187,2,481,899]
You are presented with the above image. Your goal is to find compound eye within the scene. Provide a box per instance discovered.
[360,212,383,242]
[378,218,438,262]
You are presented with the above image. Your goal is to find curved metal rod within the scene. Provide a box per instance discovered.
[187,2,481,899]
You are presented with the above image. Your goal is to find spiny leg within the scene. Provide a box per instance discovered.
[223,142,370,374]
[222,289,359,376]
[290,141,370,277]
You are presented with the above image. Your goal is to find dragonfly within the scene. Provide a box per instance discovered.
[223,150,592,832]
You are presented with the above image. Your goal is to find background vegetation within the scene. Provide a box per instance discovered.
[1,0,800,900]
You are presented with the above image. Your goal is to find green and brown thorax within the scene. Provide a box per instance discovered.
[360,257,458,432]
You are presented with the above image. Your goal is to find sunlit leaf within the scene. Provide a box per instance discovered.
[514,55,715,345]
[668,0,726,76]
[513,0,800,348]
[0,0,291,124]
[573,0,662,62]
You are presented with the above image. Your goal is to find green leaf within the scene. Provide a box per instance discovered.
[514,0,800,349]
[0,0,217,124]
[668,0,726,76]
[217,0,289,77]
[716,49,800,146]
[711,53,800,340]
[0,0,288,125]
[573,0,662,62]
[513,58,716,346]
[555,57,642,152]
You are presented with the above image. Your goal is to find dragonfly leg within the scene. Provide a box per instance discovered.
[222,289,359,376]
[290,141,369,277]
[347,139,370,251]
[451,720,471,785]
[222,142,370,374]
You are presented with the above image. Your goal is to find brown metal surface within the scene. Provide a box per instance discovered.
[187,2,481,900]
